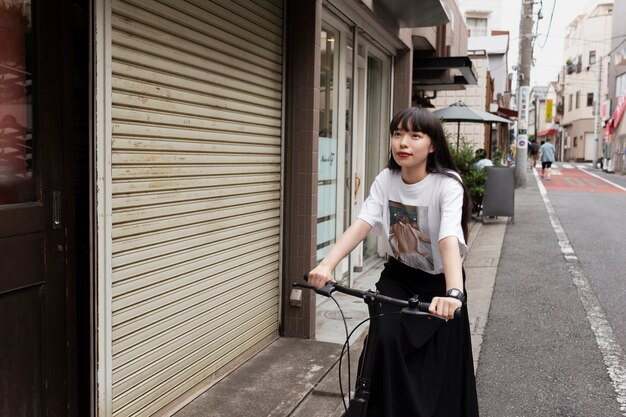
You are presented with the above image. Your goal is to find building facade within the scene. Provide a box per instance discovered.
[0,1,473,416]
[560,2,613,162]
[606,0,626,173]
[431,0,512,157]
[432,52,492,149]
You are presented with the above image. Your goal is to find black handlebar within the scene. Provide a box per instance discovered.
[295,274,462,319]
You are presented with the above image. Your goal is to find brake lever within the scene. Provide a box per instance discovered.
[292,282,336,297]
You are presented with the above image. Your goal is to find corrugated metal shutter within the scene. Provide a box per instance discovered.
[109,0,283,415]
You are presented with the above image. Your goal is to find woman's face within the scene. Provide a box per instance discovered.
[390,126,433,173]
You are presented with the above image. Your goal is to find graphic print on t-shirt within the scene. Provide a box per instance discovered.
[388,200,434,272]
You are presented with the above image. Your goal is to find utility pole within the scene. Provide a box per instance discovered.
[593,58,602,168]
[514,0,534,187]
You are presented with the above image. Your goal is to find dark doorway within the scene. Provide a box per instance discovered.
[71,0,93,415]
[0,0,91,415]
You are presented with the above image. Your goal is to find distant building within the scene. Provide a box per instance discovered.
[560,3,613,162]
[431,0,513,157]
[544,82,562,155]
[529,86,547,140]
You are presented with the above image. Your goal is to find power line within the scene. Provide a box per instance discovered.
[510,34,626,44]
[539,0,556,49]
[530,0,543,66]
[608,36,626,56]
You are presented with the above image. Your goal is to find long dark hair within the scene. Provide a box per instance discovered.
[386,107,471,241]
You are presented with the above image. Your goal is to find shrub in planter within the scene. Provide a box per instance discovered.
[447,137,487,214]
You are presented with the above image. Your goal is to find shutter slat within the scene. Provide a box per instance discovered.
[112,107,281,137]
[111,61,281,108]
[111,202,279,240]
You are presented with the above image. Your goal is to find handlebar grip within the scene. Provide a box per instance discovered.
[420,302,462,319]
[296,274,336,297]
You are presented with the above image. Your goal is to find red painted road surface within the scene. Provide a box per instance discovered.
[539,167,626,194]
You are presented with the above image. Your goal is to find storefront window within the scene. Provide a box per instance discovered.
[317,27,339,261]
[0,0,34,204]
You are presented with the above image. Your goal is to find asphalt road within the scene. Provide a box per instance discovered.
[476,165,626,417]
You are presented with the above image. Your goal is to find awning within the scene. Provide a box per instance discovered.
[612,94,626,129]
[537,129,556,137]
[379,0,449,28]
[412,56,477,90]
[496,106,518,119]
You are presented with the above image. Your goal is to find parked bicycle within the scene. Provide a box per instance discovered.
[294,276,461,417]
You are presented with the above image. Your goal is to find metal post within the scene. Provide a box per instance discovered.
[593,59,602,168]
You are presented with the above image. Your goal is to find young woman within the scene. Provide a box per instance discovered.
[308,107,479,417]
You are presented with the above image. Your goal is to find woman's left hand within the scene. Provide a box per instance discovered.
[428,296,463,320]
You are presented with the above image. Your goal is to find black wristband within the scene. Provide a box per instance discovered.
[446,288,466,304]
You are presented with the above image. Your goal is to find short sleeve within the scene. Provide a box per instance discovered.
[357,172,386,235]
[438,178,468,253]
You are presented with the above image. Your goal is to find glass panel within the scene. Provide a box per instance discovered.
[343,33,353,236]
[363,55,383,260]
[317,27,339,261]
[0,0,34,204]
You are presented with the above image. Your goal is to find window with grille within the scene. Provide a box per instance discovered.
[466,17,488,37]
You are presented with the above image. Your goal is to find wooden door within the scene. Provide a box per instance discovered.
[0,1,71,415]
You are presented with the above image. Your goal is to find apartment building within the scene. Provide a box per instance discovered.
[560,2,613,162]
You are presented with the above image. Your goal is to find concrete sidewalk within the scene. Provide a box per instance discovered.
[174,219,508,417]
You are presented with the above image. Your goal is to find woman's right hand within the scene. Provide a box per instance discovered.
[307,264,334,288]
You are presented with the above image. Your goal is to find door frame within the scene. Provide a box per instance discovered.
[319,8,393,280]
[352,37,392,269]
[93,0,114,413]
[319,11,353,283]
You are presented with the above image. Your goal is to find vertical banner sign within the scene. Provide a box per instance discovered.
[517,86,530,149]
[545,99,553,123]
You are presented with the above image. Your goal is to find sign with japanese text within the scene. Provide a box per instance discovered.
[517,86,530,149]
[545,99,553,123]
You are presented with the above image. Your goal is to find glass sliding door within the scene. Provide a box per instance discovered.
[317,26,339,262]
[317,18,354,281]
[317,16,391,274]
[362,54,388,261]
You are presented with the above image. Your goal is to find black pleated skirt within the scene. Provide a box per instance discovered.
[360,257,479,417]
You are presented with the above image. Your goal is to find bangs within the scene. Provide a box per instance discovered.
[389,107,440,136]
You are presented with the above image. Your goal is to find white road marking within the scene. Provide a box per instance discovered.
[578,168,626,192]
[534,169,626,415]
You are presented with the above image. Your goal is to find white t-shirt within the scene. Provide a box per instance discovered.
[357,168,468,274]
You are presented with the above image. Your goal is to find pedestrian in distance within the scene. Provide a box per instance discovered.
[308,106,479,417]
[528,139,539,169]
[539,138,556,179]
[473,148,493,169]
